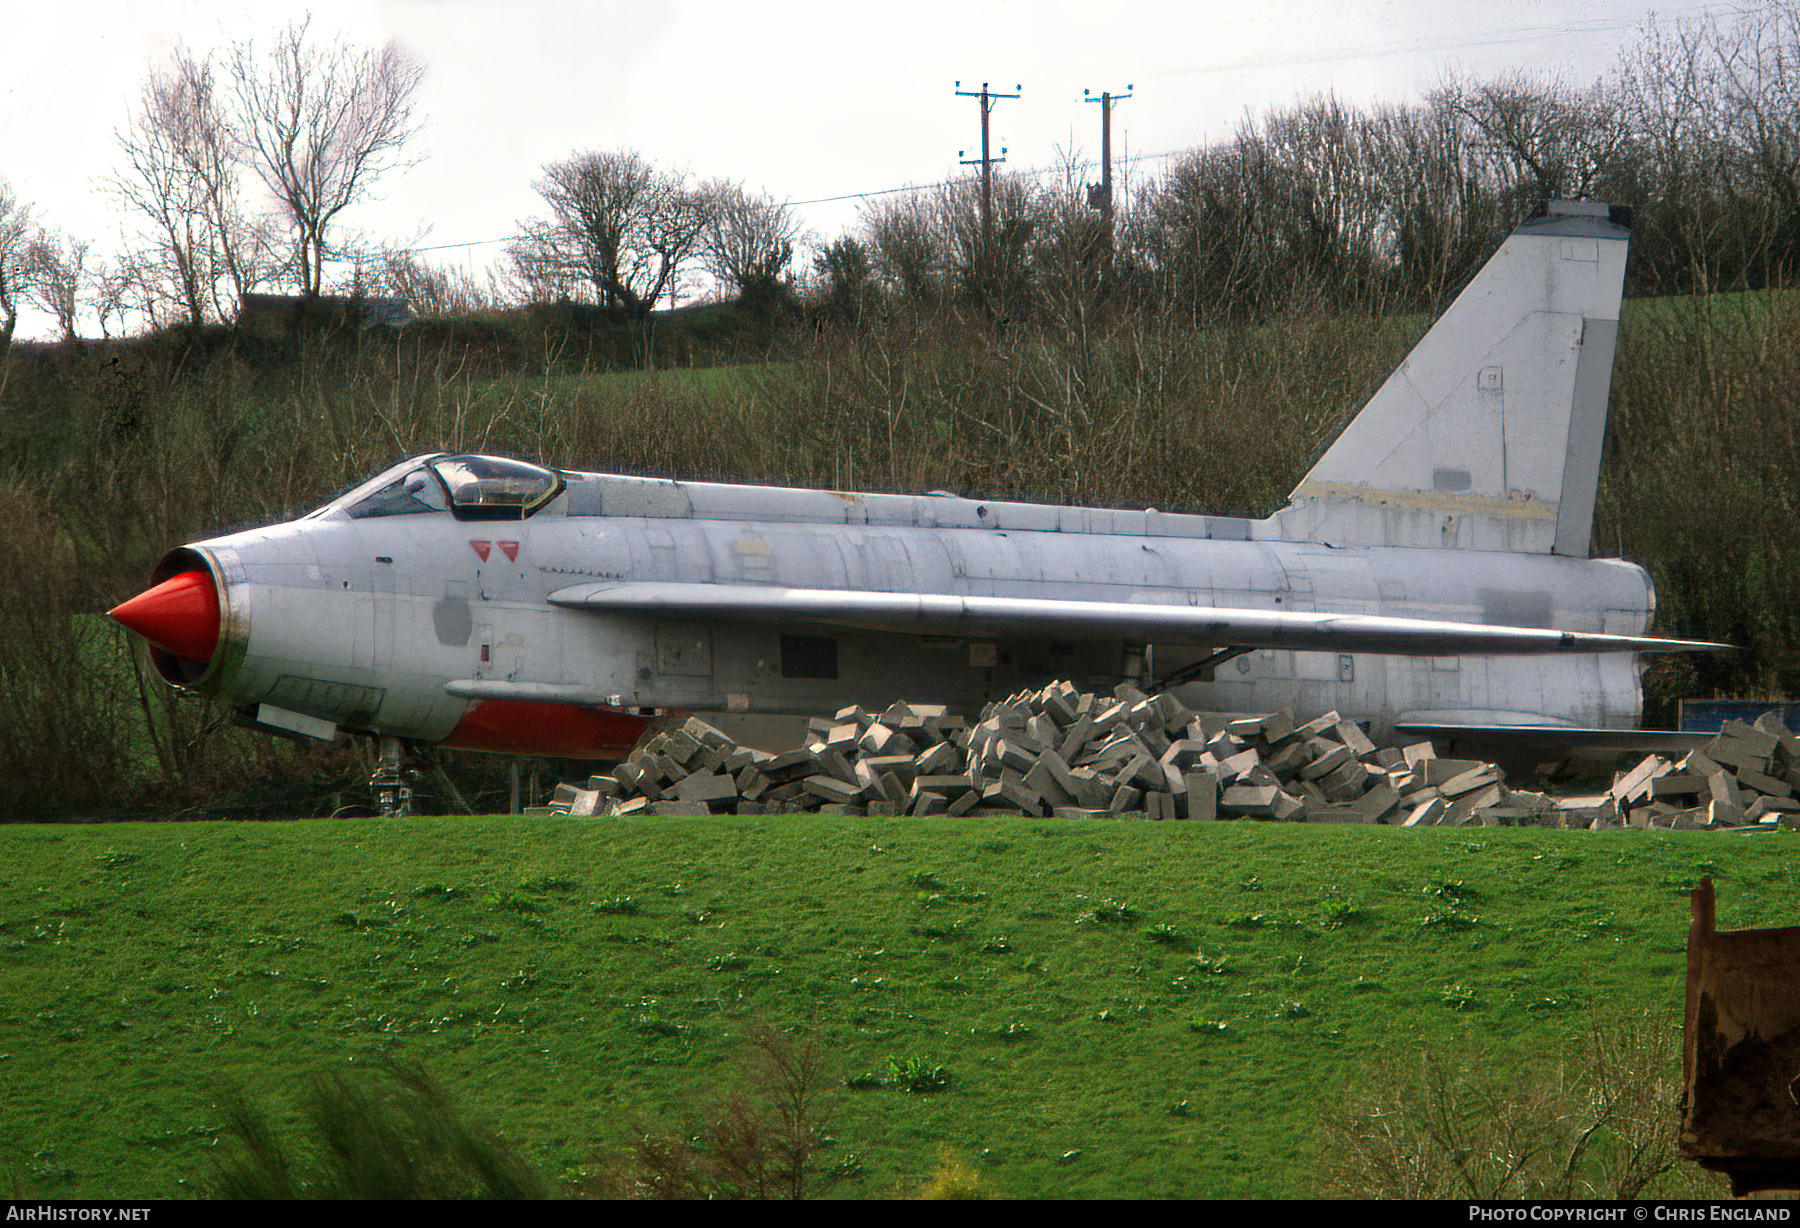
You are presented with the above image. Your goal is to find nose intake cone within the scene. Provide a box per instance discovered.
[110,570,220,663]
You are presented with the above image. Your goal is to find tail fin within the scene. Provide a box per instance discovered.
[1263,200,1629,555]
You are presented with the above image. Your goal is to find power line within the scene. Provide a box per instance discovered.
[405,147,1191,255]
[400,1,1751,258]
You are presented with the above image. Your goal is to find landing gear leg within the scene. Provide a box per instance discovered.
[372,736,414,817]
[1121,642,1147,691]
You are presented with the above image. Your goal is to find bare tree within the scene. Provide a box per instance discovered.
[357,246,496,315]
[697,181,799,298]
[90,257,135,340]
[228,16,424,298]
[0,180,32,351]
[511,150,710,316]
[26,231,89,342]
[1434,69,1629,205]
[860,191,946,305]
[1704,2,1800,284]
[114,48,276,327]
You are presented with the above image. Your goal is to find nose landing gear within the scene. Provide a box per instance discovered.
[371,736,417,817]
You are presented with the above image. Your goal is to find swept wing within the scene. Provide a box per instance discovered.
[544,581,1725,657]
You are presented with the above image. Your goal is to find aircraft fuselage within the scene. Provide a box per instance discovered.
[144,460,1655,758]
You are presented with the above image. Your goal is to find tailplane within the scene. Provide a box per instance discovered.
[1260,200,1629,555]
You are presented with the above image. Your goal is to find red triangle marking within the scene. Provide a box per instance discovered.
[499,541,520,562]
[469,540,491,562]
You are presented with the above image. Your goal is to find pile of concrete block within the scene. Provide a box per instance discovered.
[1551,716,1800,831]
[545,681,1544,826]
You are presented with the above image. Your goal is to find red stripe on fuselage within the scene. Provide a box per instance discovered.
[442,699,649,758]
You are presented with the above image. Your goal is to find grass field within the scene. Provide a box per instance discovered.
[1,814,1788,1199]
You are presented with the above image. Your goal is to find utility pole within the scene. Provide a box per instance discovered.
[955,81,1021,255]
[1085,85,1132,253]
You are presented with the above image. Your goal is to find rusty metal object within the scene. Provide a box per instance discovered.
[1682,878,1800,1195]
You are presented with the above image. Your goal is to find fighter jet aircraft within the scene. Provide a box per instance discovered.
[109,200,1725,786]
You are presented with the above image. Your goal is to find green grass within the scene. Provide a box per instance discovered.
[1,816,1792,1199]
[1622,286,1800,330]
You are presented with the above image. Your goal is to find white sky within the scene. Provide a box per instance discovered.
[0,0,1737,339]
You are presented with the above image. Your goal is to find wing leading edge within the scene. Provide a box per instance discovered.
[545,581,1727,657]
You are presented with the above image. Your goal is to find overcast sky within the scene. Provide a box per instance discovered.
[2,0,1738,339]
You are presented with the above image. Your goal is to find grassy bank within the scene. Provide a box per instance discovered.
[1,814,1780,1198]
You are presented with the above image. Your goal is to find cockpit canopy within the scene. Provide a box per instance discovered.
[330,455,565,522]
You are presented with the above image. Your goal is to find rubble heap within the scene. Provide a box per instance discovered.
[1575,715,1800,830]
[543,683,1798,832]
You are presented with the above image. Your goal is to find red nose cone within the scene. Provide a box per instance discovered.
[109,570,220,663]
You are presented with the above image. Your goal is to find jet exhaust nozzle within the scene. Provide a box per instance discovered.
[109,570,220,664]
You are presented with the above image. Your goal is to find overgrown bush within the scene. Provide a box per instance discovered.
[577,1021,849,1200]
[207,1061,548,1199]
[1314,1013,1726,1200]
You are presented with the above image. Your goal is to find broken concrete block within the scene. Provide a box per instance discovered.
[914,740,961,776]
[1270,789,1307,821]
[681,716,735,749]
[1705,797,1745,827]
[1650,774,1707,798]
[859,722,909,757]
[674,772,739,806]
[911,791,948,816]
[1320,759,1370,802]
[1216,748,1263,781]
[803,775,864,804]
[1295,711,1343,739]
[1352,780,1400,823]
[1300,742,1352,780]
[1421,758,1491,786]
[1439,766,1502,798]
[1184,772,1217,820]
[1121,752,1163,791]
[1260,709,1296,745]
[1735,768,1794,799]
[1679,749,1724,779]
[760,749,817,784]
[1025,759,1076,810]
[995,739,1039,774]
[985,774,1043,814]
[1220,785,1280,817]
[1719,719,1779,756]
[1335,720,1377,758]
[1059,715,1097,762]
[1403,798,1449,826]
[1265,740,1309,775]
[1708,735,1772,776]
[1745,796,1800,821]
